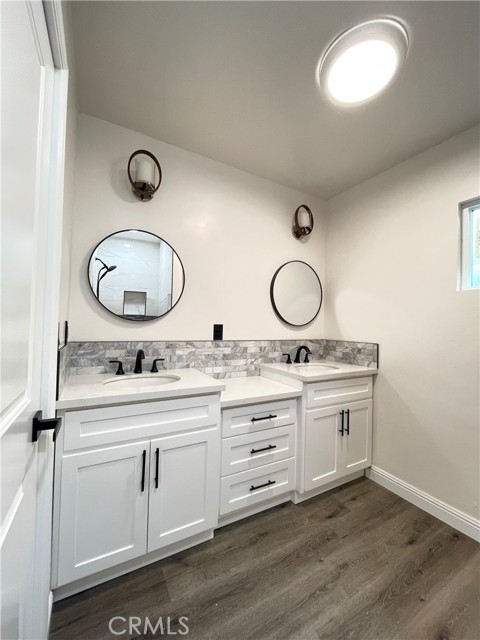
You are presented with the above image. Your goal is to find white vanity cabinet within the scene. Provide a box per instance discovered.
[53,394,220,591]
[148,429,218,551]
[219,399,297,518]
[304,399,372,491]
[302,377,373,494]
[55,440,150,585]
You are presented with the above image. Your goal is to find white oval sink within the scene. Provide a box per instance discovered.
[103,375,181,388]
[293,364,339,371]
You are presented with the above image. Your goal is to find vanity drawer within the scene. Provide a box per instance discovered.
[62,395,219,451]
[306,376,373,409]
[220,458,295,515]
[221,424,295,476]
[222,399,297,438]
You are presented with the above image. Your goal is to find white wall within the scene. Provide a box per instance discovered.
[67,114,327,340]
[325,126,480,520]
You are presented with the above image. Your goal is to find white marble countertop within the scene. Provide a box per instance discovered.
[220,376,301,409]
[260,361,377,384]
[56,369,226,410]
[57,362,378,411]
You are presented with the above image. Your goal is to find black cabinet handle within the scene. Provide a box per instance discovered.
[250,479,276,492]
[154,447,159,489]
[339,410,345,436]
[250,444,277,455]
[141,450,146,492]
[251,414,277,423]
[345,409,350,435]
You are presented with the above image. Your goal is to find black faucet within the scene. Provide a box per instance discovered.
[294,345,312,364]
[134,349,145,374]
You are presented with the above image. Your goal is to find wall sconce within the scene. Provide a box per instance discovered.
[292,204,314,239]
[127,149,162,201]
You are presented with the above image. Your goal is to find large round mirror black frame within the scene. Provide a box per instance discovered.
[87,229,185,322]
[270,260,323,327]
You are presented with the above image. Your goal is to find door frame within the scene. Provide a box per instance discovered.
[31,0,69,634]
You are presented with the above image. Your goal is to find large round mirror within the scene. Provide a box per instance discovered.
[88,230,185,321]
[270,261,323,326]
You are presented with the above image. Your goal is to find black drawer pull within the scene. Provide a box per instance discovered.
[250,444,277,455]
[345,409,350,435]
[339,410,345,436]
[154,447,159,489]
[141,450,146,492]
[250,479,276,492]
[251,414,277,423]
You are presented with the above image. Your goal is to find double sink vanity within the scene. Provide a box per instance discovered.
[52,355,377,599]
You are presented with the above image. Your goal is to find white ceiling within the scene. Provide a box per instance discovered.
[70,1,480,199]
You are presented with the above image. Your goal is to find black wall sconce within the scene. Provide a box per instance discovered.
[127,149,162,201]
[292,204,314,239]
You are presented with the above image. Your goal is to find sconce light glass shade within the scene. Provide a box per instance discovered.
[292,204,314,239]
[127,149,162,201]
[318,18,409,105]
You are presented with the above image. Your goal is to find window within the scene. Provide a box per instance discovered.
[459,197,480,290]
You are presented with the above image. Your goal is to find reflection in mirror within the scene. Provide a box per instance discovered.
[270,261,322,326]
[88,230,185,321]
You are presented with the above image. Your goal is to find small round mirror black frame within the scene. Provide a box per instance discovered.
[270,260,323,327]
[87,229,185,322]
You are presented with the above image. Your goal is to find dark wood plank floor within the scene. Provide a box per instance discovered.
[50,479,480,640]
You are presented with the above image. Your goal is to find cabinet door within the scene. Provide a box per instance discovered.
[342,399,372,473]
[148,429,219,552]
[56,441,149,586]
[304,406,343,491]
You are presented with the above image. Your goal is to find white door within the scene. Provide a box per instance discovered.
[304,406,343,491]
[342,399,373,473]
[1,3,66,639]
[55,442,149,586]
[148,429,219,552]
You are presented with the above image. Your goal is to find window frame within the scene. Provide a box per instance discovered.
[459,196,480,291]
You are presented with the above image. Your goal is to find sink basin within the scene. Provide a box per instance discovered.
[293,364,339,372]
[103,375,181,388]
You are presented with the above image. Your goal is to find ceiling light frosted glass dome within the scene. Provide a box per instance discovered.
[318,19,409,105]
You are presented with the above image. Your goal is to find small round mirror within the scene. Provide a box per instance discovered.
[270,261,323,326]
[88,230,185,321]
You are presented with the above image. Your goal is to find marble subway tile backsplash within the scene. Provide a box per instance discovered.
[323,340,378,367]
[57,339,378,394]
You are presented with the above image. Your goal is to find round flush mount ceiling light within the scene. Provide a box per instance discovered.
[318,18,409,105]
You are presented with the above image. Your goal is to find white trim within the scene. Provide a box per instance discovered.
[366,466,480,542]
[26,0,54,67]
[42,1,68,69]
[47,591,54,633]
[41,67,68,417]
[458,196,480,290]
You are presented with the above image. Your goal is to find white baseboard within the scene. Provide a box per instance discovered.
[366,466,480,542]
